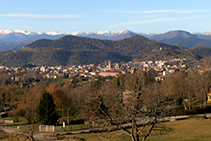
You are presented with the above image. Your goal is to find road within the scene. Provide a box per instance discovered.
[1,128,58,141]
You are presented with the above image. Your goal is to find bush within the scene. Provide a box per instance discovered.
[173,106,211,116]
[189,115,207,119]
[0,130,29,141]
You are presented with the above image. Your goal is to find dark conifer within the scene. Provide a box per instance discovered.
[37,91,58,125]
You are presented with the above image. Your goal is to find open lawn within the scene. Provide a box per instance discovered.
[0,118,211,141]
[54,78,71,81]
[62,118,211,141]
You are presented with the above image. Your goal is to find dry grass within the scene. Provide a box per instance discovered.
[0,130,29,141]
[147,118,211,141]
[62,118,211,141]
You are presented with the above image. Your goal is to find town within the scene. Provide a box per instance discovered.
[0,58,190,87]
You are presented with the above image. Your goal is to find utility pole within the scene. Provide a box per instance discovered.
[62,105,64,131]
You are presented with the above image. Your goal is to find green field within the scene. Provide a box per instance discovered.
[61,118,211,141]
[54,78,71,81]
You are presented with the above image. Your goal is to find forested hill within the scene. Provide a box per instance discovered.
[189,46,211,57]
[160,37,211,48]
[0,35,199,67]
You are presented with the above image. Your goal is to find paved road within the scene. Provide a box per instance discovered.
[1,128,59,141]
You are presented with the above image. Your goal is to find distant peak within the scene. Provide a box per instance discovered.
[14,29,32,35]
[202,30,211,35]
[66,31,86,36]
[166,30,191,34]
[46,31,64,35]
[0,29,12,34]
[119,29,131,33]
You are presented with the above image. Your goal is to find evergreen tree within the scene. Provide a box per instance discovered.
[37,91,58,125]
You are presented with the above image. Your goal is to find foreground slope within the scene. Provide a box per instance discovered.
[0,35,199,67]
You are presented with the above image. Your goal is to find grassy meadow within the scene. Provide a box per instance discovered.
[61,118,211,141]
[0,118,211,140]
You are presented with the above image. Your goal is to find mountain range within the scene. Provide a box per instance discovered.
[2,29,211,52]
[0,29,157,52]
[1,29,211,67]
[150,30,211,48]
[0,34,199,67]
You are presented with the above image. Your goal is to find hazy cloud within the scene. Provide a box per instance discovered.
[117,15,211,26]
[125,9,209,14]
[118,18,169,26]
[0,14,80,18]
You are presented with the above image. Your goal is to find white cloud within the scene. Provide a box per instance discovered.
[125,9,209,14]
[117,15,211,26]
[0,14,80,18]
[118,18,169,26]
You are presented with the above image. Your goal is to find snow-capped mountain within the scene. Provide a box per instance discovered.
[0,29,12,34]
[191,31,211,35]
[0,29,35,35]
[198,31,211,35]
[46,31,64,36]
[0,29,65,42]
[1,28,211,53]
[0,29,154,41]
[14,29,33,35]
[66,29,132,37]
[66,29,153,40]
[89,29,131,36]
[0,29,145,52]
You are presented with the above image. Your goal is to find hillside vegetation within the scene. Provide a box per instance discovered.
[161,37,211,48]
[0,35,199,67]
[189,46,211,57]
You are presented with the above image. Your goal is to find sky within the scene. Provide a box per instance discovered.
[1,0,211,33]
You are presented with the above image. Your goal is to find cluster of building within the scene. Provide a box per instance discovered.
[0,58,189,85]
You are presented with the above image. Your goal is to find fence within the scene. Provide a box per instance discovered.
[0,123,91,132]
[39,125,55,132]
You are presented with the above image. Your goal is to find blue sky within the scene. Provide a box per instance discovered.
[1,0,211,33]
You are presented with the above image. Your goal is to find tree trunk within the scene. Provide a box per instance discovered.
[142,123,155,141]
[29,135,34,141]
[183,101,187,110]
[188,94,191,109]
[131,134,136,141]
[200,99,202,108]
[205,94,208,107]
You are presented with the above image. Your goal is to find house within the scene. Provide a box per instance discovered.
[46,73,57,79]
[99,71,120,77]
[207,87,211,102]
[89,71,98,76]
[208,92,211,102]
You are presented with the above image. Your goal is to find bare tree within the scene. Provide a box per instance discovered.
[86,71,172,141]
[164,71,188,110]
[189,70,211,107]
[22,124,38,141]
